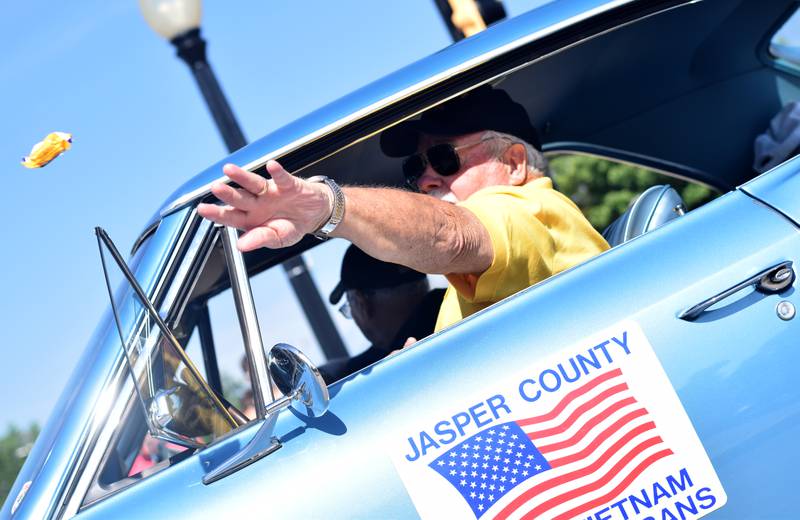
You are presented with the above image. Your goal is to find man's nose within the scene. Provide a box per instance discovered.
[416,167,443,193]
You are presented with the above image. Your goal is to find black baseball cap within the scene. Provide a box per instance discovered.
[380,86,540,157]
[329,245,427,304]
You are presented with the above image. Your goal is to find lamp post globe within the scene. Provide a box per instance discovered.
[139,0,246,151]
[139,0,202,40]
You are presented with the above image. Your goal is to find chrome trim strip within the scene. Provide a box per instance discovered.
[160,217,215,325]
[160,0,638,217]
[220,226,275,417]
[130,221,158,256]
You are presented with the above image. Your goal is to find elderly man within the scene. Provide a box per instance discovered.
[198,87,608,331]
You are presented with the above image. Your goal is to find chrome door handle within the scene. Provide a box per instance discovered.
[678,261,795,321]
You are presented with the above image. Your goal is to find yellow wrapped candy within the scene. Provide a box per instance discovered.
[21,132,72,168]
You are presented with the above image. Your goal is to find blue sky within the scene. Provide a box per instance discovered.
[0,0,548,429]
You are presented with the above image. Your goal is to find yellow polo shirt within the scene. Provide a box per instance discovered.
[434,178,609,331]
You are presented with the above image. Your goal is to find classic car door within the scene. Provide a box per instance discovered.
[74,164,799,519]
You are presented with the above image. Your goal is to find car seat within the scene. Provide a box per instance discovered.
[602,184,686,247]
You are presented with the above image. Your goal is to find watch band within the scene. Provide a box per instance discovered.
[306,175,345,239]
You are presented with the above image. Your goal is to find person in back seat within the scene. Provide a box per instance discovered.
[319,245,444,383]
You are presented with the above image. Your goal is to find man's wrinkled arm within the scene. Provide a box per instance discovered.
[334,187,493,276]
[196,161,492,275]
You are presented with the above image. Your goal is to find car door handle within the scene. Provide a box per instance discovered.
[678,261,795,321]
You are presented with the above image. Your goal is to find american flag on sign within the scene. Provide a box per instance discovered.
[428,368,674,520]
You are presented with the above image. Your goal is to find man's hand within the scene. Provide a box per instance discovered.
[198,160,492,276]
[403,337,418,347]
[197,161,332,252]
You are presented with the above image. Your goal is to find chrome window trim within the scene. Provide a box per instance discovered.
[159,217,215,326]
[57,207,199,518]
[130,221,158,256]
[160,0,643,217]
[219,226,275,417]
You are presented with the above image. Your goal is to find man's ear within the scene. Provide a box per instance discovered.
[504,143,528,186]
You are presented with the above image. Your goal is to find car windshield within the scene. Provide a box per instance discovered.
[96,227,236,448]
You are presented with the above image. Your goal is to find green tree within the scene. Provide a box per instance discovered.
[0,423,39,506]
[549,155,718,231]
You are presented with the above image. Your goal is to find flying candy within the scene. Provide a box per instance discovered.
[21,132,72,168]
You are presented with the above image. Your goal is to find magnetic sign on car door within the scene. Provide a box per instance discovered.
[390,321,726,520]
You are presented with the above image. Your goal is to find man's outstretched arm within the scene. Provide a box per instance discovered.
[196,160,492,276]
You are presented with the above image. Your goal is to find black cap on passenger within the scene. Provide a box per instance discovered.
[329,245,427,304]
[380,86,541,157]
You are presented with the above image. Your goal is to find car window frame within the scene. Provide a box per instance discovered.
[64,208,220,514]
[74,218,286,512]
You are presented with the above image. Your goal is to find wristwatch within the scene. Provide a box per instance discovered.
[306,175,345,239]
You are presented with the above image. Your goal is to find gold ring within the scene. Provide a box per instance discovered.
[257,182,269,196]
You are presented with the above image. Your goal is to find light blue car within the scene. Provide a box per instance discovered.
[5,0,800,518]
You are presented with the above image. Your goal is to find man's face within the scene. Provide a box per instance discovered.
[347,289,387,347]
[346,283,428,350]
[415,132,511,202]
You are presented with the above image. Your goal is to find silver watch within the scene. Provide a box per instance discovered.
[306,175,345,239]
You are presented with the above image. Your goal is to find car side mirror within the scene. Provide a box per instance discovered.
[266,343,330,418]
[203,343,329,485]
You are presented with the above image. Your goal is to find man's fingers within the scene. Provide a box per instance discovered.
[237,219,301,251]
[223,163,269,195]
[197,203,248,228]
[204,160,304,253]
[266,160,297,191]
[211,182,258,210]
[267,219,301,242]
[238,227,280,251]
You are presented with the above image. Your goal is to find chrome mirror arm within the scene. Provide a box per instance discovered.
[202,387,302,485]
[264,388,302,416]
[202,416,281,484]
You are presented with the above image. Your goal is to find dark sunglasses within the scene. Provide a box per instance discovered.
[402,136,508,189]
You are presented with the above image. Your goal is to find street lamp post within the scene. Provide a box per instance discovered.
[171,28,247,152]
[139,0,348,361]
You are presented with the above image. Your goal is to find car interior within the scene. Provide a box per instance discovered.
[230,0,796,281]
[86,0,800,505]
